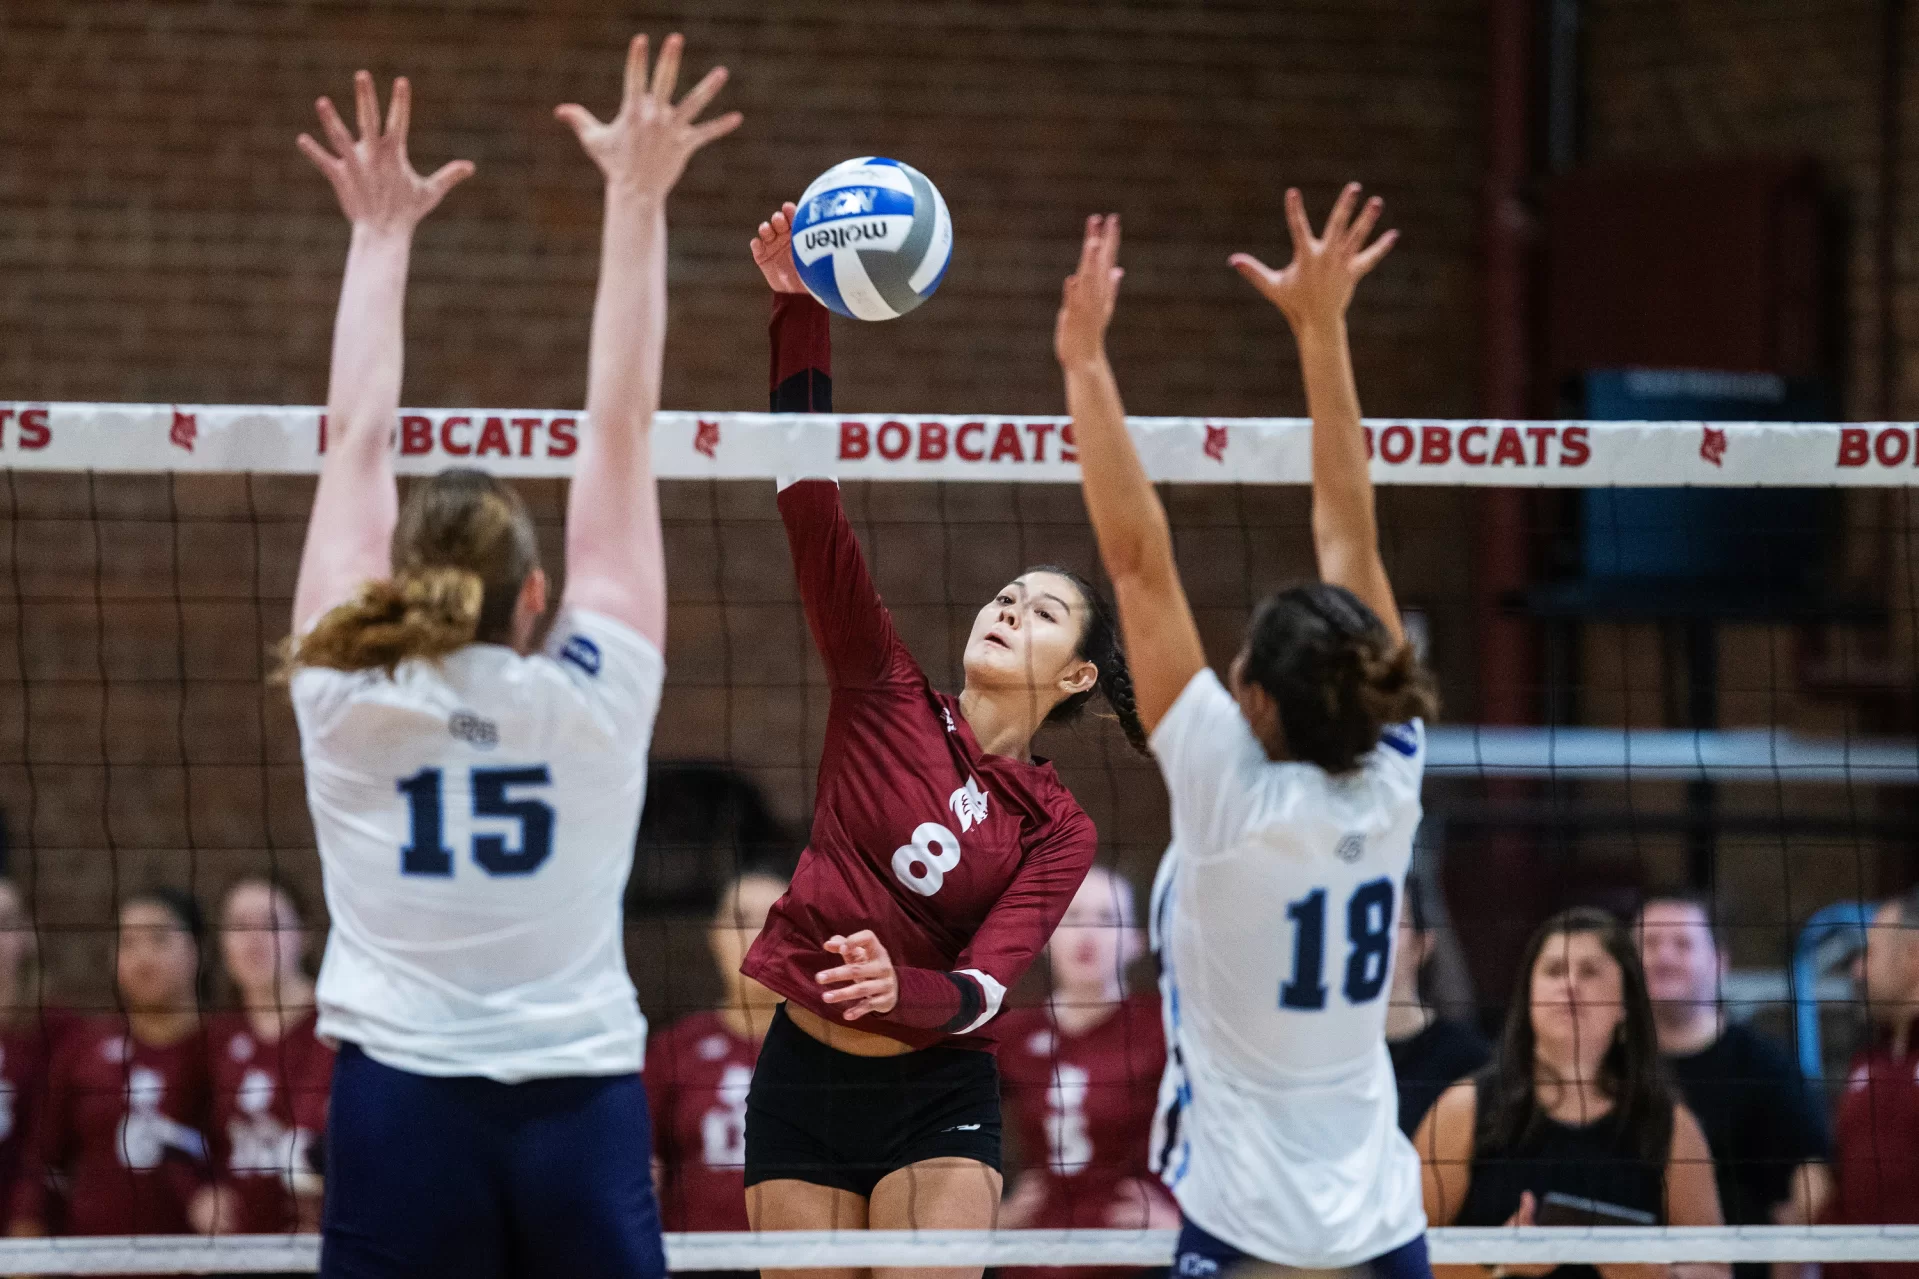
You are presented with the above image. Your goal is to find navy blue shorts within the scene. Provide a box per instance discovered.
[321,1043,666,1279]
[1173,1217,1431,1279]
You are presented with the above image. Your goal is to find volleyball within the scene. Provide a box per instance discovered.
[790,157,952,321]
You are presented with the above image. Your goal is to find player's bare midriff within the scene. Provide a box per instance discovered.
[786,1003,917,1057]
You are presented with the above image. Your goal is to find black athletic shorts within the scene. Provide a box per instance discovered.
[744,1003,1003,1199]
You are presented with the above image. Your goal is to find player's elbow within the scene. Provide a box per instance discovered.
[1310,509,1379,562]
[1098,511,1175,587]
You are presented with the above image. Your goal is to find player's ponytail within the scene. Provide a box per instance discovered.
[1243,581,1438,774]
[284,469,539,677]
[1029,565,1152,758]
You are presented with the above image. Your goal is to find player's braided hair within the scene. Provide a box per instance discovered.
[1027,565,1152,757]
[1243,581,1438,773]
[283,469,539,677]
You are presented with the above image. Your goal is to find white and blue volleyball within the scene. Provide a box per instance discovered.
[791,157,952,321]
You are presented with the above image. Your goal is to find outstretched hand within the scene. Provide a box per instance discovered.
[1230,183,1397,331]
[556,33,742,197]
[750,202,808,294]
[297,72,474,232]
[815,930,899,1020]
[1055,213,1123,369]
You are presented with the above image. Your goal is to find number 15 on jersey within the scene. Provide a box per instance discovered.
[1279,877,1396,1011]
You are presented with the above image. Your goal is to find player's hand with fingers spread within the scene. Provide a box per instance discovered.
[556,33,743,198]
[751,201,808,294]
[1054,213,1124,371]
[1230,182,1397,334]
[815,929,899,1020]
[296,72,474,234]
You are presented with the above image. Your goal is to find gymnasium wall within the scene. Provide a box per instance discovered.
[1569,0,1919,940]
[0,0,1489,1007]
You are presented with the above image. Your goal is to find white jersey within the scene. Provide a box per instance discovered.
[1148,670,1426,1267]
[291,609,663,1084]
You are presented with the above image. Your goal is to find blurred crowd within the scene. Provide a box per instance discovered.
[0,865,1911,1279]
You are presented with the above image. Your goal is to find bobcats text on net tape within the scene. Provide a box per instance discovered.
[1,404,1914,486]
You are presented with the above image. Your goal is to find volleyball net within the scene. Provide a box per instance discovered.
[1,404,1916,1273]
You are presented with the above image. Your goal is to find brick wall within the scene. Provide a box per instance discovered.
[1575,0,1919,946]
[0,0,1489,1009]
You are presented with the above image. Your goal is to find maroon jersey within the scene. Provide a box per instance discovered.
[207,1010,334,1233]
[1826,1044,1919,1279]
[645,1011,756,1232]
[741,480,1100,1050]
[0,1009,81,1231]
[744,294,1101,1050]
[12,1016,212,1235]
[998,994,1170,1216]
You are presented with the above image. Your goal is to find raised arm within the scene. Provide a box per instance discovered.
[751,208,906,689]
[290,74,473,632]
[750,202,835,413]
[554,34,741,649]
[1055,214,1206,734]
[1232,184,1404,644]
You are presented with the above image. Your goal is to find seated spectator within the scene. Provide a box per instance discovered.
[11,888,214,1238]
[1415,908,1725,1279]
[1636,893,1830,1279]
[646,869,788,1238]
[997,866,1176,1279]
[1825,886,1919,1279]
[0,879,77,1233]
[195,874,333,1235]
[1389,875,1490,1136]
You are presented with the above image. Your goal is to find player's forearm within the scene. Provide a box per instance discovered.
[889,965,1006,1033]
[1295,316,1380,563]
[1065,355,1174,586]
[564,186,667,603]
[581,188,667,458]
[324,225,415,450]
[770,291,832,412]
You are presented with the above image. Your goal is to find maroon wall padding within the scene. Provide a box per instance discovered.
[1545,161,1826,379]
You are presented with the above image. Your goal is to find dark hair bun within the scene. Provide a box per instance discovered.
[1245,583,1438,773]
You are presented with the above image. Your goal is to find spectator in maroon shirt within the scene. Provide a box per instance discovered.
[11,888,214,1239]
[0,879,77,1233]
[1826,886,1919,1279]
[999,866,1176,1279]
[195,875,333,1236]
[646,869,787,1236]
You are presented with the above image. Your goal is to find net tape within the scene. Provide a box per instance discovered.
[3,1228,1918,1274]
[5,403,1919,485]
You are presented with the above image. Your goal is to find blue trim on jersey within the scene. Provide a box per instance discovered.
[1380,722,1418,757]
[559,634,602,678]
[1154,870,1193,1187]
